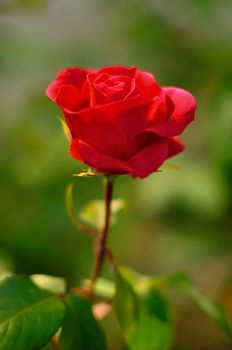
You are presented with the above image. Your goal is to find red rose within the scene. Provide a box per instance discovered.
[46,65,196,178]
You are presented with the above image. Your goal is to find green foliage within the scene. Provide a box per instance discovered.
[65,182,96,236]
[59,294,107,350]
[79,198,125,230]
[79,200,107,230]
[83,277,115,299]
[30,274,66,294]
[0,268,231,349]
[0,275,66,350]
[0,275,107,349]
[65,180,125,233]
[181,282,232,339]
[115,267,232,347]
[144,270,232,339]
[114,267,173,350]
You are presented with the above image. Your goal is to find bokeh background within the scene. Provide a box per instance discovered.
[1,0,232,349]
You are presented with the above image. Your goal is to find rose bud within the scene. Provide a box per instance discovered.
[46,65,196,178]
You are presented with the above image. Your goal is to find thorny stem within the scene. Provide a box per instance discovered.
[88,176,114,296]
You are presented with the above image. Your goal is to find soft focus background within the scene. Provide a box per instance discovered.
[1,0,232,349]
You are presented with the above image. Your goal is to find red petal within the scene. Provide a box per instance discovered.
[135,70,161,99]
[88,73,136,106]
[111,102,153,140]
[55,85,80,111]
[122,131,156,160]
[96,65,136,78]
[46,67,92,110]
[95,95,149,118]
[70,140,131,175]
[128,136,169,178]
[151,87,196,137]
[56,67,90,90]
[68,108,127,158]
[168,137,185,158]
[69,139,84,162]
[46,81,61,102]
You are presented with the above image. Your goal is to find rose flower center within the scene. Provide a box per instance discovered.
[94,75,134,102]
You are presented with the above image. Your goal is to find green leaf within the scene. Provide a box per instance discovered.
[82,278,115,299]
[30,274,66,294]
[181,283,232,339]
[59,294,107,350]
[65,182,97,236]
[0,275,66,350]
[148,271,191,291]
[0,250,14,282]
[114,267,173,350]
[79,198,126,230]
[114,268,137,336]
[79,200,105,230]
[148,271,232,340]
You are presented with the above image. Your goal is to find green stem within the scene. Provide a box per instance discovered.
[88,176,114,294]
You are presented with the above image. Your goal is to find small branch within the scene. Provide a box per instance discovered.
[88,176,114,296]
[78,224,98,238]
[105,246,115,266]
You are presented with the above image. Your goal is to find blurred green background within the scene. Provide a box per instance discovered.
[1,0,232,349]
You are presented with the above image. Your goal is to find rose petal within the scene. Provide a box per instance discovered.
[56,67,90,89]
[123,132,184,161]
[46,80,61,102]
[97,65,136,78]
[71,140,131,175]
[68,108,127,158]
[95,94,150,118]
[147,95,169,125]
[46,66,196,180]
[69,139,84,162]
[135,70,161,98]
[112,102,153,140]
[168,136,185,157]
[46,67,92,110]
[128,136,169,178]
[55,85,80,111]
[122,131,156,160]
[151,87,196,137]
[88,73,136,106]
